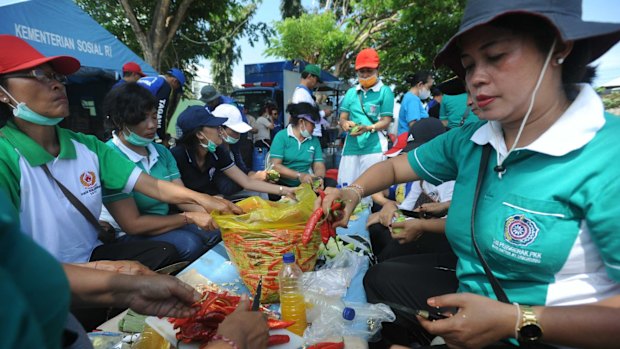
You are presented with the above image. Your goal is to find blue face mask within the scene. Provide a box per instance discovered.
[199,133,218,153]
[123,128,155,147]
[13,102,64,126]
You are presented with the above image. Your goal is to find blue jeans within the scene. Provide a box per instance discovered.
[117,224,221,261]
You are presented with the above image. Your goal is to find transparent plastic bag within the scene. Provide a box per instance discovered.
[302,295,396,344]
[302,249,365,298]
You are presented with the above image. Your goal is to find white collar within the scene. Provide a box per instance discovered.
[112,132,159,165]
[470,84,605,158]
[286,124,310,143]
[355,80,384,92]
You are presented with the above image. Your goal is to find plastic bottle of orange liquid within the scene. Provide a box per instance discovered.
[278,252,308,336]
[133,324,170,349]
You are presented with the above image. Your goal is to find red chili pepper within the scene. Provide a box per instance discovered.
[319,189,326,200]
[320,221,331,244]
[267,318,296,329]
[306,342,345,349]
[268,334,290,346]
[302,207,324,245]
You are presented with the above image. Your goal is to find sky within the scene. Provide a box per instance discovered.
[195,0,620,92]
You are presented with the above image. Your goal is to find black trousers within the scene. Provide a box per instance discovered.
[364,252,458,348]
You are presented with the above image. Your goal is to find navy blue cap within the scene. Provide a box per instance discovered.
[167,68,186,91]
[177,106,227,135]
[283,252,295,263]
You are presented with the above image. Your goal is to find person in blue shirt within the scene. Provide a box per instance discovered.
[397,71,433,134]
[110,61,145,90]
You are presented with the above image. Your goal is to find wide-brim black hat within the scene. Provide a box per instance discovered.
[434,0,620,78]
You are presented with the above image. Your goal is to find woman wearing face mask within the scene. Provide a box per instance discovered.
[171,105,296,199]
[321,1,620,347]
[397,71,434,134]
[0,35,241,269]
[269,102,327,190]
[98,83,222,262]
[338,48,394,200]
[210,104,274,200]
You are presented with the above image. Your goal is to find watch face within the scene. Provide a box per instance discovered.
[521,324,543,340]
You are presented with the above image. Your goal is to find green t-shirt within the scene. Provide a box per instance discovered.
[0,189,69,349]
[103,139,180,216]
[408,86,620,306]
[270,125,324,186]
[439,93,478,129]
[340,82,394,156]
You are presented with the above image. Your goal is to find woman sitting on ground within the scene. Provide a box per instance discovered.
[99,83,222,262]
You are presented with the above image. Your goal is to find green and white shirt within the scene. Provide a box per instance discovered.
[0,122,142,263]
[270,125,324,186]
[408,85,620,306]
[100,135,180,231]
[340,81,394,156]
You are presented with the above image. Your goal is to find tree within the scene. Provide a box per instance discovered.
[75,0,267,88]
[267,0,466,94]
[280,0,304,19]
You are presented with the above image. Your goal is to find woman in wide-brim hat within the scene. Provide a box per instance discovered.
[321,0,620,348]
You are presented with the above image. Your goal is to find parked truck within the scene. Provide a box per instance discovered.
[231,60,341,130]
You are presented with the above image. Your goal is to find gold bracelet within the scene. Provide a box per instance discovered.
[341,186,362,204]
[347,183,365,197]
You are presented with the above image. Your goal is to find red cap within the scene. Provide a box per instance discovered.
[122,62,145,77]
[355,48,380,70]
[0,35,80,75]
[384,132,413,157]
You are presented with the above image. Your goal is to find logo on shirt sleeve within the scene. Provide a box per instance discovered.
[504,214,539,246]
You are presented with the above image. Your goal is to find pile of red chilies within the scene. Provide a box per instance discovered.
[302,190,344,245]
[169,290,295,347]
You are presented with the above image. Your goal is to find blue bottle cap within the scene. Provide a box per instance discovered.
[342,307,356,321]
[283,252,295,263]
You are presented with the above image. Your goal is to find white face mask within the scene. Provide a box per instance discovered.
[419,88,431,100]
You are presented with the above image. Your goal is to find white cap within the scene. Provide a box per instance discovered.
[211,104,252,133]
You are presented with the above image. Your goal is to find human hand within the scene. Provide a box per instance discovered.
[215,294,269,349]
[416,201,450,218]
[349,124,367,136]
[340,120,356,132]
[390,219,424,244]
[366,212,381,228]
[419,293,516,349]
[121,275,200,318]
[250,170,268,182]
[185,211,217,230]
[282,186,298,200]
[299,173,314,184]
[311,176,324,191]
[378,201,400,227]
[318,187,357,228]
[80,260,155,276]
[197,194,243,215]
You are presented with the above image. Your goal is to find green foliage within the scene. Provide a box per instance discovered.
[602,92,620,110]
[267,0,466,97]
[265,12,352,67]
[281,0,304,19]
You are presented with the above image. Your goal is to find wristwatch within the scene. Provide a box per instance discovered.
[517,305,543,342]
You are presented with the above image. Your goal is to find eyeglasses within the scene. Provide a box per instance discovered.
[2,69,68,84]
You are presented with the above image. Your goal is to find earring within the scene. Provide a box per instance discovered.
[556,57,565,65]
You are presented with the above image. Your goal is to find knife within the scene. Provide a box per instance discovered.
[155,261,189,275]
[252,277,262,311]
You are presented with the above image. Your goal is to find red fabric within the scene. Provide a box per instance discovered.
[0,35,80,75]
[384,132,409,157]
[355,48,380,70]
[122,62,145,76]
[326,169,338,181]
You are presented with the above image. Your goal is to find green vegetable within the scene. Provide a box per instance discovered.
[118,309,147,333]
[351,125,361,134]
[391,211,406,235]
[266,169,280,182]
[312,178,322,190]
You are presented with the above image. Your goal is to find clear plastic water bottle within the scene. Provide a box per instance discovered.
[279,252,307,336]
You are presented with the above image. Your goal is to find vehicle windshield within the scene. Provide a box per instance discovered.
[231,89,273,117]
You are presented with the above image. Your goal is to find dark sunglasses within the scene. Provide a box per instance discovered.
[2,69,68,84]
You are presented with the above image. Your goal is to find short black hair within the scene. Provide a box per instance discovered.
[405,71,433,88]
[286,102,320,126]
[431,87,442,96]
[103,82,157,131]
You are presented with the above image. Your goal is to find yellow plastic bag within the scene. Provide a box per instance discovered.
[212,184,321,303]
